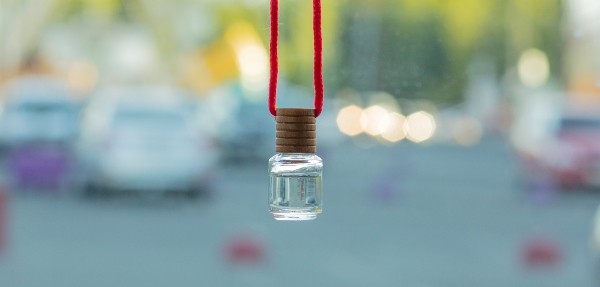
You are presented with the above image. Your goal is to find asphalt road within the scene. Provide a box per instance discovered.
[0,138,598,287]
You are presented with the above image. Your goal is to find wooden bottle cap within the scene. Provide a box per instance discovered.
[276,138,317,146]
[274,116,316,124]
[276,123,316,131]
[276,131,317,138]
[275,108,317,153]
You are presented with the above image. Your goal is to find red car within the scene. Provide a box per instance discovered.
[523,116,600,189]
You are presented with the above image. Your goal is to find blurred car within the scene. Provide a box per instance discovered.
[200,83,274,162]
[520,115,600,189]
[222,99,274,161]
[0,76,80,191]
[0,84,79,145]
[78,86,218,198]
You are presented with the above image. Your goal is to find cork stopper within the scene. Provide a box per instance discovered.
[275,108,317,153]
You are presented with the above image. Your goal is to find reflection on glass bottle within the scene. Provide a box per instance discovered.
[268,153,323,221]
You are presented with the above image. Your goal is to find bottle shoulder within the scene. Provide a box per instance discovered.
[269,153,322,163]
[268,153,323,175]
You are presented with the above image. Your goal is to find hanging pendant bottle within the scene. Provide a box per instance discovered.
[268,108,323,220]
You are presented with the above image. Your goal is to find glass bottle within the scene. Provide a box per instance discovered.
[268,153,323,221]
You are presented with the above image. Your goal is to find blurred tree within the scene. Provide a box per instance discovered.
[336,0,563,106]
[338,0,453,103]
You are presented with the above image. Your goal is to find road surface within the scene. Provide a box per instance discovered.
[0,138,598,287]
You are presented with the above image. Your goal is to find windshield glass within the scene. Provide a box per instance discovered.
[2,1,600,286]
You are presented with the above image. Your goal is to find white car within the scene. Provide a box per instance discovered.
[78,86,218,198]
[0,76,79,145]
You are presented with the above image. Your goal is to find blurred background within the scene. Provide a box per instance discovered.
[1,0,600,286]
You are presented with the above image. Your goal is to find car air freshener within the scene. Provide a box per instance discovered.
[267,0,324,220]
[268,109,323,220]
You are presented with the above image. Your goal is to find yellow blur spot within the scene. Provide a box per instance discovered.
[190,40,237,94]
[380,113,408,142]
[337,105,364,136]
[453,116,483,146]
[82,0,120,18]
[360,105,388,136]
[406,111,436,143]
[518,48,550,88]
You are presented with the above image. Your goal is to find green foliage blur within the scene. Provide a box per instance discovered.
[331,0,562,105]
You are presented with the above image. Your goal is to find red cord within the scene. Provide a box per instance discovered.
[313,0,324,117]
[268,0,324,117]
[268,0,279,116]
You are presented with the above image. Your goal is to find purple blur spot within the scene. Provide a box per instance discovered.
[370,178,397,203]
[8,145,72,191]
[525,174,558,206]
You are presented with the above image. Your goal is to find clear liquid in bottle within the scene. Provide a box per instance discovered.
[268,154,323,221]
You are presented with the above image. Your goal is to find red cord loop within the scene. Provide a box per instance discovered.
[268,0,324,117]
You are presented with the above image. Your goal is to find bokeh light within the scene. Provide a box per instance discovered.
[518,48,550,88]
[380,113,408,142]
[236,44,268,95]
[406,111,436,143]
[360,105,388,136]
[336,105,364,136]
[108,32,158,81]
[226,22,269,99]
